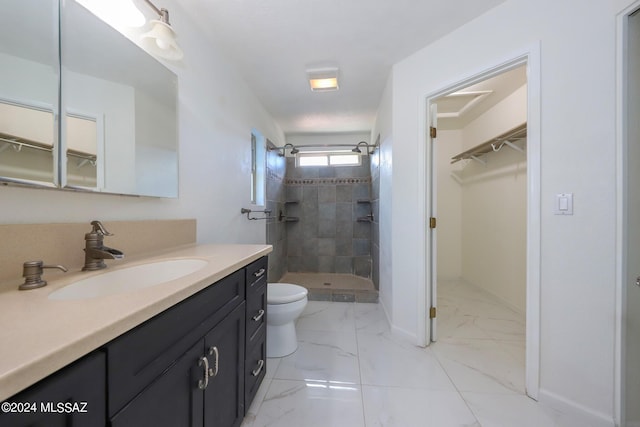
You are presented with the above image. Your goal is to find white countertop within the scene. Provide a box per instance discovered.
[0,243,272,401]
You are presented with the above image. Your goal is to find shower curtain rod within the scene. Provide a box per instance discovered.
[268,143,378,151]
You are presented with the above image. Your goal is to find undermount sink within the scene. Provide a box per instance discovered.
[48,258,209,300]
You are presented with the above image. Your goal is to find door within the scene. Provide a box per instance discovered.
[110,341,204,427]
[625,9,640,427]
[204,302,246,427]
[428,103,438,342]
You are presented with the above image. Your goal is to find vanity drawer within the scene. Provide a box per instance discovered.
[246,257,267,290]
[246,281,266,344]
[105,269,245,417]
[244,329,266,412]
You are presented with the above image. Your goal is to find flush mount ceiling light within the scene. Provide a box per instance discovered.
[139,0,183,61]
[307,68,339,92]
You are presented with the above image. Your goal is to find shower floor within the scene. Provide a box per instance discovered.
[278,272,378,303]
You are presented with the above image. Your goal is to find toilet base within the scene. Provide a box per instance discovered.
[267,322,298,358]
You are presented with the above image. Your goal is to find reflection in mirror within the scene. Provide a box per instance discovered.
[0,0,59,187]
[61,0,178,197]
[66,114,99,188]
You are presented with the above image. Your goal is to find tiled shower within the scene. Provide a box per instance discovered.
[265,143,380,293]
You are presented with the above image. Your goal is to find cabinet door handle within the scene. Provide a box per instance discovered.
[208,346,219,378]
[253,268,266,278]
[197,356,209,390]
[251,359,265,377]
[252,309,265,322]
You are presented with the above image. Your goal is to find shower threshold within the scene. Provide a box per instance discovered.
[278,272,378,303]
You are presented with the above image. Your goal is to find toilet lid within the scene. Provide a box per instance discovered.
[268,283,308,304]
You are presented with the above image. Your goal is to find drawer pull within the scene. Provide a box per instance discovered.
[252,309,265,322]
[208,346,219,378]
[253,268,266,278]
[251,359,265,377]
[197,356,209,390]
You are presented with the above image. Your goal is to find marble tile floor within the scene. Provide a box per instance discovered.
[242,279,589,427]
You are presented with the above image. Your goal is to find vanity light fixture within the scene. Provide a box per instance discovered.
[139,0,184,60]
[307,68,339,92]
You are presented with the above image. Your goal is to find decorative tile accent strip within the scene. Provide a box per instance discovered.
[285,177,372,186]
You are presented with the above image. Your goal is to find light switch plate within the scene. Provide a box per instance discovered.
[555,193,573,215]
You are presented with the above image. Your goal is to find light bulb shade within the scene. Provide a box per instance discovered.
[140,20,183,60]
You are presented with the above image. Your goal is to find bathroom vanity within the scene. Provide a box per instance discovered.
[0,244,270,427]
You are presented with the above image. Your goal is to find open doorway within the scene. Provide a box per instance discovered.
[423,54,541,400]
[617,3,640,426]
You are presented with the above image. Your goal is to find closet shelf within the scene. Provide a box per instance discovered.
[450,123,527,164]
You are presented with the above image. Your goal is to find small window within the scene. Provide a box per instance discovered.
[297,152,361,167]
[298,155,328,167]
[250,132,265,205]
[329,154,360,166]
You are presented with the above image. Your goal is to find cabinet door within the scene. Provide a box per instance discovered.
[110,340,204,427]
[0,352,105,427]
[204,302,246,427]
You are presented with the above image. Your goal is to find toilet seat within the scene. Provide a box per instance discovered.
[268,283,308,305]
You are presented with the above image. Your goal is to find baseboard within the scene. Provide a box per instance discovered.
[538,389,616,427]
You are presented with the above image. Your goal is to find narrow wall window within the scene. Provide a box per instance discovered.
[297,152,361,167]
[251,131,265,205]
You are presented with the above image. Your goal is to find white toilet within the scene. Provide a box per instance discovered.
[266,283,308,358]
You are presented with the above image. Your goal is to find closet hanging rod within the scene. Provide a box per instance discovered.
[451,123,527,164]
[0,136,52,154]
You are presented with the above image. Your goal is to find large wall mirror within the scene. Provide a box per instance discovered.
[0,0,59,187]
[0,0,179,198]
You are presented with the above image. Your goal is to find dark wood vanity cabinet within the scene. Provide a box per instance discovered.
[244,257,268,411]
[0,352,106,427]
[110,303,246,427]
[1,256,269,427]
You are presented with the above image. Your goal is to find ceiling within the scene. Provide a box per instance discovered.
[178,0,507,135]
[435,65,527,130]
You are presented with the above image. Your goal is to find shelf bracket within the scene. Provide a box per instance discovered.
[502,140,525,155]
[470,155,486,165]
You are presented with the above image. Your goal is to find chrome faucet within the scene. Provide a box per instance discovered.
[82,221,124,271]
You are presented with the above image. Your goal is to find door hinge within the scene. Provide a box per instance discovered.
[430,126,437,138]
[429,307,437,319]
[429,217,436,229]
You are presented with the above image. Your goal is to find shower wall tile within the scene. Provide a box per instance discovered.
[354,257,372,278]
[288,256,301,272]
[336,257,353,274]
[353,222,371,239]
[318,203,336,221]
[318,256,336,273]
[336,203,352,222]
[353,183,370,201]
[318,220,336,238]
[286,185,302,202]
[318,238,336,256]
[353,238,371,256]
[336,185,352,202]
[318,186,336,203]
[336,220,353,240]
[284,157,374,277]
[336,237,353,256]
[266,145,287,282]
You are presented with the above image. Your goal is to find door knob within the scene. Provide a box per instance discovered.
[636,276,640,287]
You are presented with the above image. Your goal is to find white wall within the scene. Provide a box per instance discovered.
[382,0,627,424]
[286,132,370,150]
[0,0,285,247]
[457,85,527,312]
